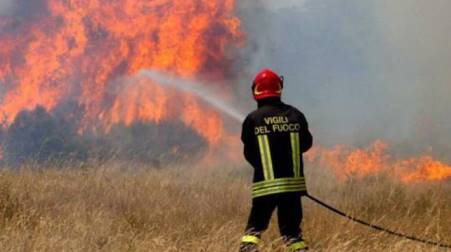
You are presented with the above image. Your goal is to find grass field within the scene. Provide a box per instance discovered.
[0,162,450,251]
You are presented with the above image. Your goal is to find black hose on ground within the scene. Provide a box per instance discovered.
[305,194,451,249]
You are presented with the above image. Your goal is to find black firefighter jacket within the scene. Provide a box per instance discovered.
[241,100,313,198]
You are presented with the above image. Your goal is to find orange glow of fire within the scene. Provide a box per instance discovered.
[1,2,450,183]
[0,0,242,146]
[305,140,451,183]
[396,157,451,183]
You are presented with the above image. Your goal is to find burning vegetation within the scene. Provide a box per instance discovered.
[0,0,242,165]
[0,0,450,184]
[306,140,451,183]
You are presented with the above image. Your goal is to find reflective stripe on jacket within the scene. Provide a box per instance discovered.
[241,100,312,198]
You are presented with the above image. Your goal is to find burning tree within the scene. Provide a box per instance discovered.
[0,1,449,183]
[0,0,243,144]
[0,0,243,165]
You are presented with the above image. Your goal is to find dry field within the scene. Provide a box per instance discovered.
[0,162,450,252]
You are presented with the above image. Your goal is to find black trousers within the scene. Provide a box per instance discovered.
[244,192,303,241]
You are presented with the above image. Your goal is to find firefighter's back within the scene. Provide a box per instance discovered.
[239,69,311,252]
[242,101,312,198]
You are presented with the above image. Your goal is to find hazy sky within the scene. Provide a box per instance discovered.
[260,0,307,10]
[239,0,451,157]
[0,0,13,15]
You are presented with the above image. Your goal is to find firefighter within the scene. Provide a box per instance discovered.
[239,69,313,252]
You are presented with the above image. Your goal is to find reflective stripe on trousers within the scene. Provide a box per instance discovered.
[288,240,308,251]
[241,235,261,245]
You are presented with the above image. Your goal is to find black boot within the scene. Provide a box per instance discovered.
[239,242,259,252]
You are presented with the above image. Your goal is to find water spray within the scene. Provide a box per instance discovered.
[138,69,451,249]
[138,70,246,123]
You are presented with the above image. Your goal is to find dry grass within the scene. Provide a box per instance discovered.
[0,162,449,252]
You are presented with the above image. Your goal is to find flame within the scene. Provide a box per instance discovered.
[0,0,242,145]
[1,2,450,182]
[306,140,451,183]
[397,157,451,183]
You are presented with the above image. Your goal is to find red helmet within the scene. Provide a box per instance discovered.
[252,69,284,100]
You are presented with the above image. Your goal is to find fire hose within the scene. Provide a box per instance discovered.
[305,194,451,249]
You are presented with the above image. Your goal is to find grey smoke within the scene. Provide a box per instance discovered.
[238,0,451,159]
[1,0,450,161]
[0,0,13,16]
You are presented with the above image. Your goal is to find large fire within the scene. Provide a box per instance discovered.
[0,1,450,183]
[0,0,242,146]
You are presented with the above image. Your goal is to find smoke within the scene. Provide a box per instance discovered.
[242,0,307,10]
[0,0,13,16]
[238,0,451,159]
[372,0,451,157]
[0,0,243,165]
[1,0,450,165]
